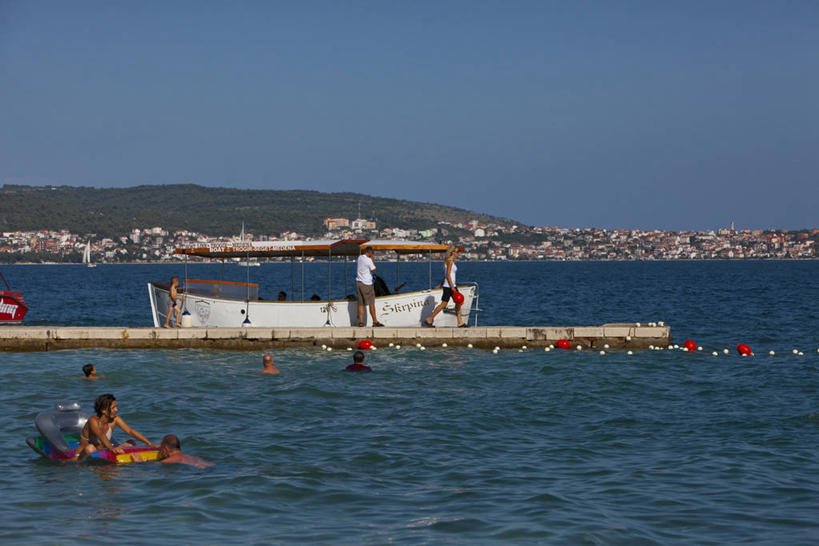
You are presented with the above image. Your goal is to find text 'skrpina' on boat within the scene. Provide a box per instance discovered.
[148,239,477,328]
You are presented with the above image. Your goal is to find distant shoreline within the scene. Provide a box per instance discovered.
[3,258,817,266]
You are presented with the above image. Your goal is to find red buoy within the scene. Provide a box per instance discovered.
[452,290,465,305]
[556,339,572,350]
[736,343,753,356]
[358,339,373,350]
[684,339,697,352]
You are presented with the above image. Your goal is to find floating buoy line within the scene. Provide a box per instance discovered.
[333,337,818,357]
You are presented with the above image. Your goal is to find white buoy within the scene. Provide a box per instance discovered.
[723,349,730,354]
[549,344,555,349]
[389,342,394,347]
[420,346,426,351]
[327,347,333,352]
[492,349,499,354]
[371,346,377,351]
[467,343,473,348]
[347,347,352,351]
[518,349,524,353]
[599,350,605,355]
[798,352,804,356]
[636,322,641,327]
[649,345,655,350]
[321,344,327,349]
[627,350,633,355]
[442,343,448,348]
[522,345,527,350]
[416,343,422,348]
[682,347,689,352]
[494,346,500,351]
[603,344,609,349]
[712,351,718,356]
[576,345,582,351]
[658,321,664,326]
[395,345,401,349]
[792,349,799,354]
[698,346,703,351]
[769,350,775,356]
[544,347,551,352]
[626,335,632,341]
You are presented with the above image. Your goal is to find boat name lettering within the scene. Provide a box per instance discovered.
[380,298,431,316]
[0,301,18,316]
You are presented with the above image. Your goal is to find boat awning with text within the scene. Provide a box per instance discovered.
[174,239,453,259]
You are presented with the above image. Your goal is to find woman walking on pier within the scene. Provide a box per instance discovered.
[424,245,465,328]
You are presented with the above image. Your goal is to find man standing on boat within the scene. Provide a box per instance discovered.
[356,247,383,327]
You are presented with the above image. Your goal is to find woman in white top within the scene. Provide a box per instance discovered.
[423,245,465,327]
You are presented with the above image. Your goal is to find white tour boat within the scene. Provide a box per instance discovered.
[148,239,478,328]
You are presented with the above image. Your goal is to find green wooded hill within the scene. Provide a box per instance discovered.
[0,184,517,238]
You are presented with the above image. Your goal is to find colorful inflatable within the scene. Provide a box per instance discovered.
[26,401,160,464]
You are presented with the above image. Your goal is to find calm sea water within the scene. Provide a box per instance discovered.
[1,261,818,544]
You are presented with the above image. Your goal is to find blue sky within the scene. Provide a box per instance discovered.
[1,1,817,230]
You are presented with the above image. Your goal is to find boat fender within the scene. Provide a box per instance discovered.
[35,401,89,456]
[180,310,192,328]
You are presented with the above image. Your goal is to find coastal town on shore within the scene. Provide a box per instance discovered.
[1,217,816,263]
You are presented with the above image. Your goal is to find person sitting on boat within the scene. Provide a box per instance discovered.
[82,363,99,380]
[73,394,157,460]
[163,276,184,328]
[157,434,213,469]
[424,245,465,328]
[356,247,384,327]
[262,353,280,375]
[277,291,287,301]
[345,350,372,372]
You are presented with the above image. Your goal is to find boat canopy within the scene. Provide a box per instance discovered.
[174,239,454,259]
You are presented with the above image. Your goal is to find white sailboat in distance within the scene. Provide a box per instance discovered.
[83,242,96,268]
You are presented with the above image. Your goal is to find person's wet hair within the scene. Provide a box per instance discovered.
[82,364,94,377]
[353,350,365,363]
[161,434,181,450]
[94,393,116,416]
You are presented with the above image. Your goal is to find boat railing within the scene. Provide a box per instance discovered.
[462,281,480,327]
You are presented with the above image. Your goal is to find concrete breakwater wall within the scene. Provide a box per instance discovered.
[0,324,670,352]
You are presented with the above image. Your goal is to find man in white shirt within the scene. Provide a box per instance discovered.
[356,246,383,327]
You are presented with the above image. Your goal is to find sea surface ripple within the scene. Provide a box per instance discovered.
[1,261,818,543]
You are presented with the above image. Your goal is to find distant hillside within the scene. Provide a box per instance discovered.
[0,184,518,238]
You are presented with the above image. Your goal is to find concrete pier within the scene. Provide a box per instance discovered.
[0,324,670,352]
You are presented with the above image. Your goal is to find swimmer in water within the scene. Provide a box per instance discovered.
[82,363,99,380]
[345,350,372,372]
[74,394,157,460]
[158,434,214,469]
[262,353,280,375]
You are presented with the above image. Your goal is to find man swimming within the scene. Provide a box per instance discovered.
[158,434,213,469]
[345,350,372,372]
[262,353,280,374]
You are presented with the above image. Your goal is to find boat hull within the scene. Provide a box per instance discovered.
[0,291,28,323]
[148,281,475,328]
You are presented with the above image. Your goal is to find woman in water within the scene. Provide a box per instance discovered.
[74,393,157,460]
[423,245,465,328]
